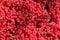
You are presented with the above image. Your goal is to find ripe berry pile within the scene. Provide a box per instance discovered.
[0,0,60,40]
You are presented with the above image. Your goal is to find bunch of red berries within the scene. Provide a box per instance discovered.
[0,0,60,40]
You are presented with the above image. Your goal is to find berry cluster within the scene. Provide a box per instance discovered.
[0,0,60,40]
